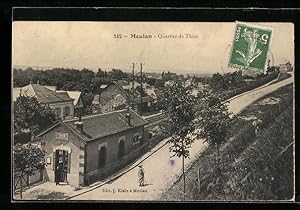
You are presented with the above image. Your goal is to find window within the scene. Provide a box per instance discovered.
[55,107,61,117]
[64,106,70,117]
[133,134,140,145]
[98,146,107,169]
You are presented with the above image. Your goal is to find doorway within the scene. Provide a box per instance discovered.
[55,150,68,182]
[118,140,125,159]
[98,146,107,169]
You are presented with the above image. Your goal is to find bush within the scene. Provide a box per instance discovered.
[221,71,280,101]
[14,132,31,144]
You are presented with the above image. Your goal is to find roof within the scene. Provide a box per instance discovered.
[121,81,141,90]
[14,84,74,104]
[13,88,22,102]
[100,85,108,89]
[44,86,57,91]
[145,88,157,99]
[132,96,154,104]
[56,90,82,106]
[37,109,148,142]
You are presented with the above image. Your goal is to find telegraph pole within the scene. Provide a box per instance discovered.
[140,63,143,115]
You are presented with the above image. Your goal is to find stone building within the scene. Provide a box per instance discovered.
[34,109,148,187]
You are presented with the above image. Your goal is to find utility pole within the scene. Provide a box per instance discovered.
[140,63,143,115]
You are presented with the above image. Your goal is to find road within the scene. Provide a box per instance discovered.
[70,75,293,200]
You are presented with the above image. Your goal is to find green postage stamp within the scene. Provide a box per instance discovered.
[228,21,273,73]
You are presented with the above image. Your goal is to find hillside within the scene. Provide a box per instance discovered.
[161,84,294,201]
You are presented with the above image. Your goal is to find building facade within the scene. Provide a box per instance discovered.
[96,81,155,114]
[34,109,149,187]
[13,83,75,119]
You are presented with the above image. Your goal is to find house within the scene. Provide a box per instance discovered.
[43,86,84,114]
[97,81,130,113]
[279,61,293,73]
[144,87,157,101]
[56,90,84,115]
[13,83,75,119]
[96,81,155,114]
[132,96,155,113]
[34,109,149,187]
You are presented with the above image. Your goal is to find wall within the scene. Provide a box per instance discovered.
[37,123,84,187]
[99,85,127,112]
[102,94,127,113]
[49,101,75,119]
[85,126,147,185]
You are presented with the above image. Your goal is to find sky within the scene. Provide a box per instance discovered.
[13,21,294,74]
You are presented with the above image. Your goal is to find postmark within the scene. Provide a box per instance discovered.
[228,21,273,74]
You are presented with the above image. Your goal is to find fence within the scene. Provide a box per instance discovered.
[14,169,44,191]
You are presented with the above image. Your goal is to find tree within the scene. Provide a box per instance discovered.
[14,143,46,198]
[210,73,226,92]
[96,68,105,78]
[159,81,196,200]
[195,89,233,171]
[14,96,57,144]
[14,143,46,176]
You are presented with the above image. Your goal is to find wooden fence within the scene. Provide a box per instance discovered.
[14,169,44,191]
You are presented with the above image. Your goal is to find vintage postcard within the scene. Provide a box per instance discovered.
[12,21,294,202]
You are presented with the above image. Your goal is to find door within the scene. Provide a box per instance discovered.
[55,150,68,182]
[118,140,125,159]
[98,146,107,169]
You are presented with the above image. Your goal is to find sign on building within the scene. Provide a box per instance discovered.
[55,132,69,141]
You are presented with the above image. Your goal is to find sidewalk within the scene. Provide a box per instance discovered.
[14,182,76,200]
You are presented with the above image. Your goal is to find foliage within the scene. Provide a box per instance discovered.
[209,70,245,92]
[159,81,196,158]
[14,143,46,176]
[14,96,57,143]
[195,89,232,147]
[221,71,280,101]
[195,88,233,169]
[13,131,32,145]
[13,68,122,94]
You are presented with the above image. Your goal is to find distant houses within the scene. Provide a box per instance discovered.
[92,80,156,114]
[279,61,293,73]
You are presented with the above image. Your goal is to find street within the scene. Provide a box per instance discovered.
[70,75,293,200]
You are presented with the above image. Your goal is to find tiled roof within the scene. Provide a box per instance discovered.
[15,84,74,104]
[63,109,148,142]
[56,90,82,106]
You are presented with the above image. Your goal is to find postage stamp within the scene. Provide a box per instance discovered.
[228,21,273,74]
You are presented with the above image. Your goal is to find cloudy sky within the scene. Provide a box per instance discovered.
[13,21,294,74]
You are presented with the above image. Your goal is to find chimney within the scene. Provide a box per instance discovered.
[75,115,84,133]
[124,107,131,126]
